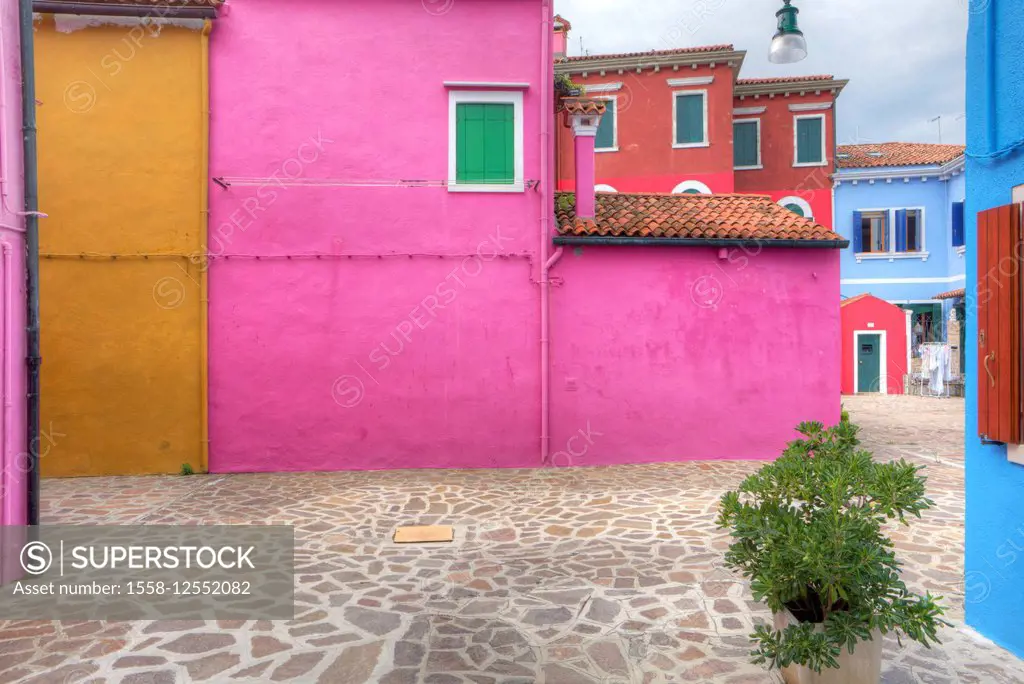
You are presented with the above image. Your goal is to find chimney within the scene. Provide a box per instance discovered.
[553,15,571,59]
[566,100,606,220]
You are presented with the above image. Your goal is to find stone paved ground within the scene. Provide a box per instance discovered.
[2,395,1024,683]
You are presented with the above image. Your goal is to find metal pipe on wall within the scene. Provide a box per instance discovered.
[32,1,217,19]
[19,0,41,526]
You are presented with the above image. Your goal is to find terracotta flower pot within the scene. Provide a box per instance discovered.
[772,610,883,684]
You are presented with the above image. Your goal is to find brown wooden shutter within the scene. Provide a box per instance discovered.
[977,202,1023,443]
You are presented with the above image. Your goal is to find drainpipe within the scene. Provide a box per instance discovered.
[986,0,997,152]
[19,0,41,526]
[198,19,212,472]
[539,0,553,465]
[32,2,217,18]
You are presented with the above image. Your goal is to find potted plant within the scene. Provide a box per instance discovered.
[716,420,948,684]
[555,73,583,98]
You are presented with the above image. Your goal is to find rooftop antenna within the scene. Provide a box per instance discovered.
[929,116,943,144]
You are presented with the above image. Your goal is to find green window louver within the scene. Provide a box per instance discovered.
[733,120,759,168]
[456,103,514,185]
[675,93,705,145]
[595,100,616,150]
[796,116,824,164]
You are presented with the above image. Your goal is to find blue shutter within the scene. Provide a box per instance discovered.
[895,209,907,252]
[952,201,965,247]
[852,211,863,253]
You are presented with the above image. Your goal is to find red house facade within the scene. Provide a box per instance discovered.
[840,294,909,395]
[554,21,847,228]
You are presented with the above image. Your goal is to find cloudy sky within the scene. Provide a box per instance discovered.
[553,0,968,146]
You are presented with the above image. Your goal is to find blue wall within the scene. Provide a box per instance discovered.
[835,169,966,303]
[965,0,1024,658]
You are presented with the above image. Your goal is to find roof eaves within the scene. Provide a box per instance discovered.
[552,235,850,249]
[555,48,746,75]
[734,77,849,98]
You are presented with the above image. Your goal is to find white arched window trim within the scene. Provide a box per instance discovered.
[671,180,712,195]
[778,195,814,219]
[594,184,618,193]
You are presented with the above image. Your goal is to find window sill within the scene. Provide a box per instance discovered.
[595,147,619,153]
[448,183,525,193]
[855,251,930,263]
[673,142,710,149]
[794,161,828,168]
[956,245,966,257]
[734,165,763,171]
[1007,444,1024,466]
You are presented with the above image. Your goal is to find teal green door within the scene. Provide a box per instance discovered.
[857,334,882,393]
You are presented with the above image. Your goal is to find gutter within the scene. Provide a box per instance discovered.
[19,0,40,526]
[555,49,746,76]
[198,19,212,473]
[32,1,218,18]
[552,236,850,249]
[538,0,553,466]
[735,78,849,99]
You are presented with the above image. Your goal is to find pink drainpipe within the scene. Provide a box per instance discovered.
[539,0,554,465]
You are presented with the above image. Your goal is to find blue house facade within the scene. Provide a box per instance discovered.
[964,0,1024,659]
[834,144,966,367]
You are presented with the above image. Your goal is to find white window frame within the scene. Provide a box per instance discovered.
[793,113,827,168]
[448,90,524,193]
[671,180,712,195]
[594,95,618,153]
[732,118,762,171]
[853,207,929,262]
[778,195,812,219]
[672,89,709,149]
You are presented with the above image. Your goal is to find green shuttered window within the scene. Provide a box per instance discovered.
[795,116,824,165]
[595,99,616,151]
[674,92,706,146]
[456,103,514,185]
[733,120,760,168]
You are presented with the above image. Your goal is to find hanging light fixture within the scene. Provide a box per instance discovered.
[769,0,808,64]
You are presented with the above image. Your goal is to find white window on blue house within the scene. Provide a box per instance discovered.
[853,208,926,256]
[897,209,924,252]
[794,114,826,166]
[855,211,889,253]
[595,98,617,152]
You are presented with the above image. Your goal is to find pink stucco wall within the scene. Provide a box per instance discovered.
[208,0,548,472]
[208,0,841,473]
[549,246,841,465]
[0,0,27,525]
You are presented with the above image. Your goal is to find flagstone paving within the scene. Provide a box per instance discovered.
[2,395,1024,682]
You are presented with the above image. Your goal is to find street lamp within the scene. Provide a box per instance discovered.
[769,0,808,64]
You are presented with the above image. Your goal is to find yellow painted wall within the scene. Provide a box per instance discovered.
[35,16,207,476]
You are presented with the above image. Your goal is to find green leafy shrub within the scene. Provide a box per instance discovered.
[179,463,194,476]
[716,420,948,673]
[555,73,583,97]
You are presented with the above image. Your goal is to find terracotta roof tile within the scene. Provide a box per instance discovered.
[736,75,834,85]
[560,97,607,115]
[935,287,966,300]
[840,293,872,308]
[558,44,735,63]
[837,143,965,169]
[555,192,846,246]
